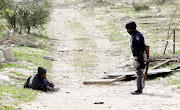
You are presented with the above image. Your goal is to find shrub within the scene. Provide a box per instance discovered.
[0,0,17,32]
[7,33,46,48]
[0,22,7,34]
[133,3,149,11]
[16,0,51,34]
[0,0,51,34]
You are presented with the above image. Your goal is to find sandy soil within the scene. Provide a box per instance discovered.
[19,0,180,110]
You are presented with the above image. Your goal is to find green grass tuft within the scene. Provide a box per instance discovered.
[73,37,98,72]
[0,105,16,110]
[9,71,25,76]
[74,38,90,41]
[70,21,87,34]
[13,47,52,71]
[177,86,180,89]
[0,84,38,103]
[73,52,98,68]
[74,37,97,49]
[168,79,180,85]
[1,62,30,70]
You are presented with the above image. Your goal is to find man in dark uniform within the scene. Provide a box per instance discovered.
[24,67,56,92]
[125,21,147,95]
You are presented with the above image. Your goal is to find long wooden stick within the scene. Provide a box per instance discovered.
[83,75,127,85]
[152,59,171,69]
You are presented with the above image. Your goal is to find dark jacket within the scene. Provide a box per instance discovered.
[130,30,146,56]
[24,74,47,91]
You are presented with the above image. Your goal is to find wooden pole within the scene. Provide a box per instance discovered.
[173,29,175,54]
[163,41,168,55]
[83,75,127,85]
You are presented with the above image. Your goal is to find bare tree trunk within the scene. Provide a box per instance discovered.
[132,0,135,5]
[163,6,179,54]
[91,0,94,10]
[27,27,31,34]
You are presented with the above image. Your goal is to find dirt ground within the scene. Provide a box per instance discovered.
[19,0,180,110]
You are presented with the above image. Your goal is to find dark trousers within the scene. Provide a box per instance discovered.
[133,52,147,91]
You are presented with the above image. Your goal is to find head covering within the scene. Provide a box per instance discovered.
[38,67,46,76]
[125,21,137,30]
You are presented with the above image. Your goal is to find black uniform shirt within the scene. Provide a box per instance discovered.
[130,30,146,56]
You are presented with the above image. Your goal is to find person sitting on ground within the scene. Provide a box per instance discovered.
[24,67,59,92]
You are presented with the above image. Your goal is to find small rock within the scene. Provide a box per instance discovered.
[50,43,54,46]
[63,75,69,78]
[43,56,55,61]
[108,106,112,108]
[43,105,47,107]
[0,74,10,81]
[94,102,104,104]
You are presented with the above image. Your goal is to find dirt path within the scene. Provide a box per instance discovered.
[20,1,180,110]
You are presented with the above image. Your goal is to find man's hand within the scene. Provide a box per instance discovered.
[46,86,53,92]
[49,82,54,88]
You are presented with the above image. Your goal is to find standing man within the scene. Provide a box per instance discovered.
[125,21,147,95]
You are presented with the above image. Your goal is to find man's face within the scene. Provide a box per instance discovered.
[127,29,133,35]
[40,73,46,79]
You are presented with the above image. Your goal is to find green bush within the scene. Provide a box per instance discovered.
[133,3,149,11]
[0,0,16,32]
[17,0,51,34]
[0,0,51,34]
[0,84,38,104]
[0,0,12,8]
[0,22,7,34]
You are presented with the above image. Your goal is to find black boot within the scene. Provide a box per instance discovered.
[130,90,142,95]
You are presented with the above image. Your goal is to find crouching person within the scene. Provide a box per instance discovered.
[24,67,59,92]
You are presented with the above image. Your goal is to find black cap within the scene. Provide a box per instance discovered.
[125,21,137,30]
[38,67,46,76]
